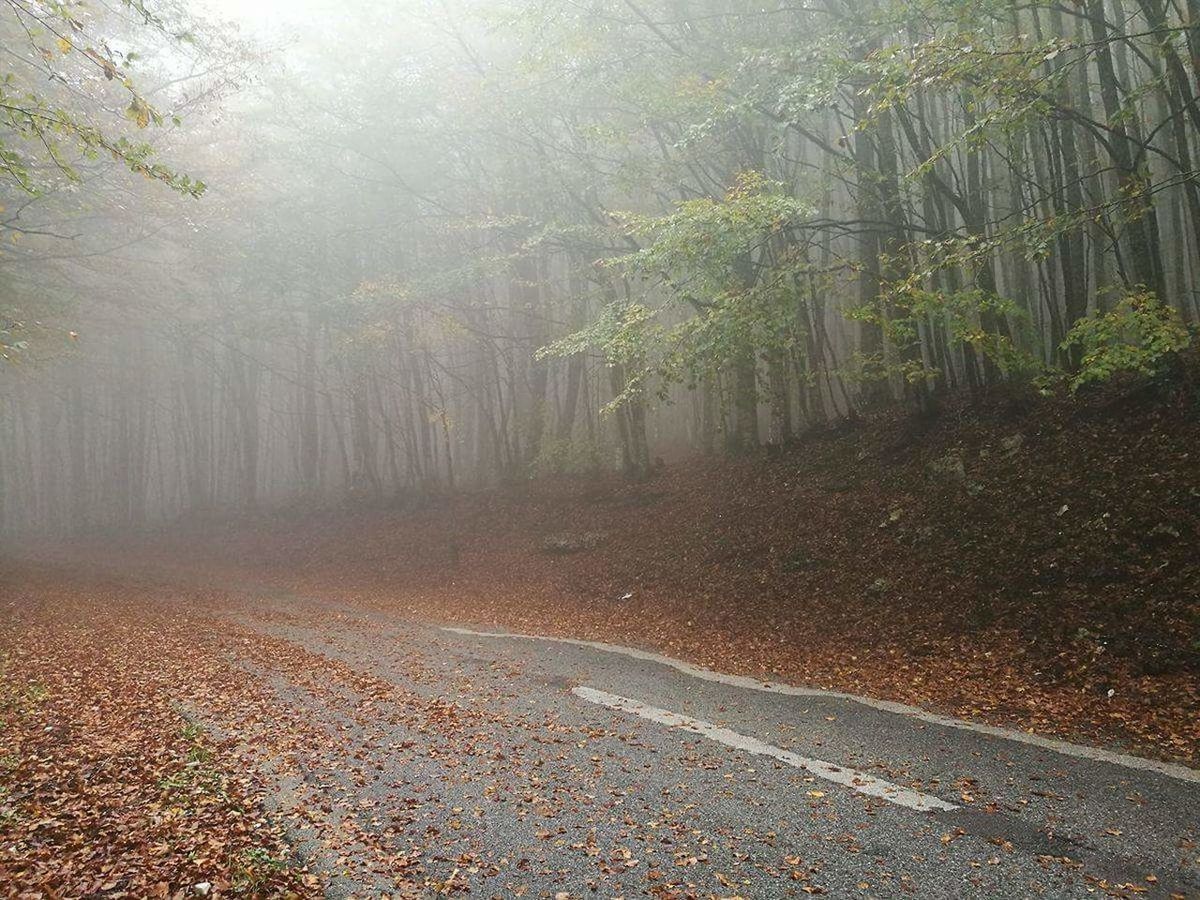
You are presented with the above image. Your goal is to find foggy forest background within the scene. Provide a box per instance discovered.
[3,0,1199,537]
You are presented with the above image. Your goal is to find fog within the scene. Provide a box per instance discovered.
[3,0,1199,537]
[4,5,1200,894]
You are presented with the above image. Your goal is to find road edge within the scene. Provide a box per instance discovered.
[442,626,1200,785]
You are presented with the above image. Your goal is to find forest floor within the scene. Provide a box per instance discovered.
[48,373,1200,769]
[0,572,317,897]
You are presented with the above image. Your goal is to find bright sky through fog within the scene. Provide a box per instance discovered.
[198,0,327,36]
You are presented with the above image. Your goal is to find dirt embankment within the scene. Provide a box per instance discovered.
[44,378,1200,764]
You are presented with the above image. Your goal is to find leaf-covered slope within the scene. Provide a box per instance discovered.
[62,378,1200,764]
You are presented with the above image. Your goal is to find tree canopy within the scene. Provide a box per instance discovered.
[2,0,1199,532]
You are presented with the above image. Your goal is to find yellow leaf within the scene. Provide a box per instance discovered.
[126,98,151,129]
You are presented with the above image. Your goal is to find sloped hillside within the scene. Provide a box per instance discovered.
[55,373,1200,763]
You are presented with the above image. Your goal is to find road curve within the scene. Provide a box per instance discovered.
[201,595,1200,898]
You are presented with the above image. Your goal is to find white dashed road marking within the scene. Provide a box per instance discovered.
[573,685,957,812]
[443,626,1200,784]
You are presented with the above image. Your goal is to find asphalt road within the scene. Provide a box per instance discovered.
[208,596,1199,899]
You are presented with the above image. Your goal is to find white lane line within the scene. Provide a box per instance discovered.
[574,685,957,813]
[442,627,1200,785]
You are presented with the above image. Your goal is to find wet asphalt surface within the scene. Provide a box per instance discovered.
[204,598,1199,899]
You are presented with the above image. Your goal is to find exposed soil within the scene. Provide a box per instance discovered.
[27,374,1200,767]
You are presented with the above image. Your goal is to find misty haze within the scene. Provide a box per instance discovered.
[1,0,1198,897]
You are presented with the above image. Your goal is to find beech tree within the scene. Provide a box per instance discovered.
[1,0,1197,535]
